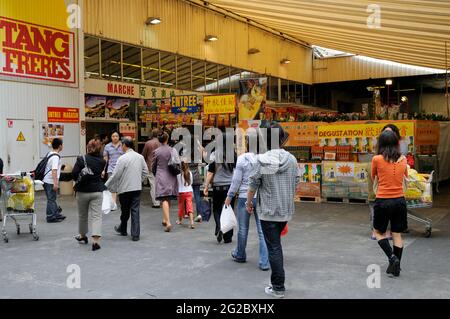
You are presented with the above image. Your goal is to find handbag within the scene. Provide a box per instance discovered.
[372,155,407,195]
[220,204,237,233]
[168,148,181,176]
[75,156,94,186]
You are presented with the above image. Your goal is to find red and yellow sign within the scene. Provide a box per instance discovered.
[48,107,79,123]
[0,0,76,84]
[203,94,236,115]
[280,122,327,147]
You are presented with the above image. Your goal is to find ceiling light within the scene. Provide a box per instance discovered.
[205,35,218,42]
[385,79,393,85]
[281,58,291,64]
[248,48,260,54]
[145,17,161,25]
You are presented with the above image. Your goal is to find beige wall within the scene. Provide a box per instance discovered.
[313,56,444,84]
[83,0,313,84]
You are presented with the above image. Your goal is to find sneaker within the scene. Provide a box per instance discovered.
[264,286,285,298]
[387,255,400,277]
[194,215,202,223]
[111,203,118,211]
[231,252,246,263]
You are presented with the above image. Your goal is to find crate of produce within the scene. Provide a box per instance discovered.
[404,168,433,208]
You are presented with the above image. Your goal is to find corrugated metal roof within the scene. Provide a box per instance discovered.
[204,0,450,70]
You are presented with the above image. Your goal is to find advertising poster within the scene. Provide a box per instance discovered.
[107,98,130,120]
[238,78,267,121]
[48,107,79,123]
[85,96,106,119]
[42,123,64,148]
[414,120,440,146]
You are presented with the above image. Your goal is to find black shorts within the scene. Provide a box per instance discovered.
[373,197,408,233]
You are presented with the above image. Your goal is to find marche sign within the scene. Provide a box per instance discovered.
[17,131,26,142]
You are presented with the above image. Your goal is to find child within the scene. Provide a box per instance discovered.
[177,162,195,229]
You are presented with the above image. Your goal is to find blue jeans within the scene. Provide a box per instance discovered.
[43,183,59,221]
[261,220,287,292]
[233,198,269,269]
[192,185,201,216]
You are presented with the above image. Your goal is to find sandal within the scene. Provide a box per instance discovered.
[164,225,172,232]
[176,220,182,225]
[162,222,167,227]
[189,224,195,229]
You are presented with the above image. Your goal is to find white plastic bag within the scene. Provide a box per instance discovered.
[220,204,237,233]
[102,190,114,214]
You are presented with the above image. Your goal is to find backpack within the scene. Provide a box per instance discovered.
[33,153,60,181]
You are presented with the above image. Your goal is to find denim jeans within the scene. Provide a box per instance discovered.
[261,220,287,292]
[233,198,269,269]
[43,183,59,221]
[192,185,201,216]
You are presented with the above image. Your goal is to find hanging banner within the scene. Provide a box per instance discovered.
[171,95,199,114]
[48,107,79,123]
[238,78,267,121]
[85,96,106,119]
[203,94,236,115]
[0,0,76,85]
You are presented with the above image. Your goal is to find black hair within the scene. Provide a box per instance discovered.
[158,131,169,144]
[259,121,289,152]
[52,138,63,149]
[111,131,121,138]
[382,124,401,140]
[215,133,236,171]
[122,137,134,149]
[377,130,401,162]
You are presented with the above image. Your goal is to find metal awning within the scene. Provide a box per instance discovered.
[205,0,450,70]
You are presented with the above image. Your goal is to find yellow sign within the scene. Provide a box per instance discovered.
[318,122,414,139]
[203,94,236,115]
[17,131,25,142]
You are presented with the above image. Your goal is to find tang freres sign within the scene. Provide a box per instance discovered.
[0,16,76,84]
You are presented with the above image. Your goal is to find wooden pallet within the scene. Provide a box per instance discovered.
[322,197,369,205]
[296,196,321,203]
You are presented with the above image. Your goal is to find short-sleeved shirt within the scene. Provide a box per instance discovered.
[103,142,124,174]
[43,152,61,185]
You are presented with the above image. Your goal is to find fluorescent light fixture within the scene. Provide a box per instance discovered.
[385,79,393,85]
[281,58,291,64]
[145,17,161,25]
[248,48,260,54]
[205,35,218,42]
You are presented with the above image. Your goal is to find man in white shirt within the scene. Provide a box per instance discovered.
[43,138,65,223]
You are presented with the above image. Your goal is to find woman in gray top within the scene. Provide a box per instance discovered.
[152,132,178,232]
[203,134,236,244]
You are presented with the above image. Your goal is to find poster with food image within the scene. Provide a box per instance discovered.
[119,123,136,139]
[85,96,106,119]
[238,78,267,121]
[41,123,64,148]
[107,98,130,120]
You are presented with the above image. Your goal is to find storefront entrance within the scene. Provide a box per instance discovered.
[86,122,120,143]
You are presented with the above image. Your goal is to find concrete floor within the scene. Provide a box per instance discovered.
[0,185,449,299]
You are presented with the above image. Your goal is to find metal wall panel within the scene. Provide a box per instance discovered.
[0,81,80,167]
[313,55,446,83]
[83,0,313,83]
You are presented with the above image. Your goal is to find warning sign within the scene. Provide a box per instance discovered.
[17,131,26,142]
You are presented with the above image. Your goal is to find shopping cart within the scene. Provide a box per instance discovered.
[0,172,39,243]
[368,171,434,238]
[405,171,434,238]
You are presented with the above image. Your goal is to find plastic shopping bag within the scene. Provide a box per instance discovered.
[220,204,237,233]
[102,190,114,214]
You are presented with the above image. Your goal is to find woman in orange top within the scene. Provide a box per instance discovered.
[371,130,408,277]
